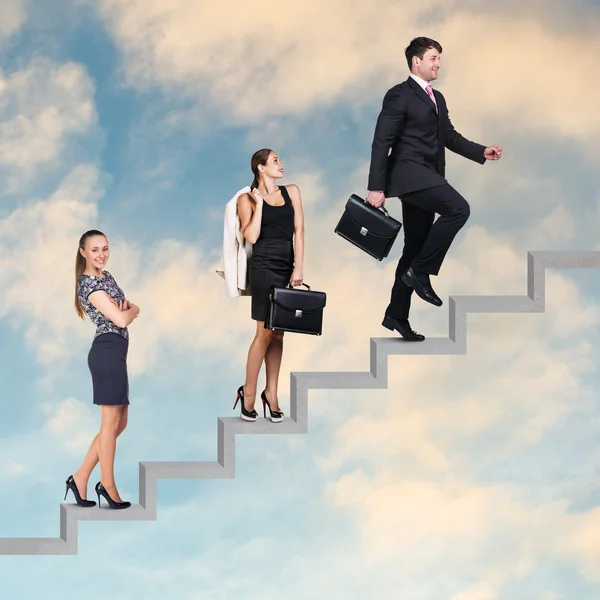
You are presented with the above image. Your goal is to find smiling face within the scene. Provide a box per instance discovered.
[259,152,284,180]
[412,46,441,82]
[80,235,109,272]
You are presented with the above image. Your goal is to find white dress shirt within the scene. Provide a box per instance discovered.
[409,73,431,90]
[410,73,438,111]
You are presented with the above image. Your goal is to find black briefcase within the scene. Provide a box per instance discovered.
[265,283,326,335]
[334,194,402,260]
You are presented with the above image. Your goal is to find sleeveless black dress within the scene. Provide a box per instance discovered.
[249,185,295,321]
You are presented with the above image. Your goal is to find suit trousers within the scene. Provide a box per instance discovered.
[386,183,470,320]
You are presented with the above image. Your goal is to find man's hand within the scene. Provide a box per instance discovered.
[484,146,503,161]
[366,190,386,208]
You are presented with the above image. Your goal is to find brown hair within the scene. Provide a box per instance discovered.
[250,148,273,190]
[75,229,107,319]
[405,36,443,71]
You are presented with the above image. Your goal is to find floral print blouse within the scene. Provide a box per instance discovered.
[77,270,129,340]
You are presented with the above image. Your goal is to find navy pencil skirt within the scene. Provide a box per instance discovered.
[87,333,130,406]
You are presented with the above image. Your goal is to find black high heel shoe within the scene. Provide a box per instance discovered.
[233,385,257,422]
[261,391,284,423]
[94,482,131,510]
[64,475,96,507]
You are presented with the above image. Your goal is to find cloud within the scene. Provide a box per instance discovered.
[450,580,502,600]
[102,156,600,397]
[567,506,600,582]
[0,175,274,379]
[97,0,406,119]
[42,396,98,453]
[112,237,255,375]
[0,395,98,490]
[0,170,596,598]
[326,466,600,592]
[0,0,25,41]
[1,7,598,600]
[0,164,102,370]
[96,0,600,156]
[317,223,599,470]
[0,58,97,192]
[315,251,600,594]
[6,462,26,476]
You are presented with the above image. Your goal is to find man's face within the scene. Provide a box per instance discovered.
[414,47,441,82]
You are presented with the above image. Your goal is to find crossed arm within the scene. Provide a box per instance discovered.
[88,291,140,328]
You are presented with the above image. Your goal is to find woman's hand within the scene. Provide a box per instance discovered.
[110,298,124,310]
[110,298,132,310]
[250,188,264,205]
[290,267,303,287]
[110,298,138,318]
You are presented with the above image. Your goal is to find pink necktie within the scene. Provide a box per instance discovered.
[425,84,438,114]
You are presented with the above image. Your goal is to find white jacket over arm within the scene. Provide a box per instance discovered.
[216,186,253,298]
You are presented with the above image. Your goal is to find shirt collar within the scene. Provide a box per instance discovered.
[409,73,431,90]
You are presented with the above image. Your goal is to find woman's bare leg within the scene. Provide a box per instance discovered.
[243,321,274,410]
[73,406,128,499]
[98,405,127,501]
[264,330,284,411]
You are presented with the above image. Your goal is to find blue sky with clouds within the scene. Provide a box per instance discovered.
[1,0,600,598]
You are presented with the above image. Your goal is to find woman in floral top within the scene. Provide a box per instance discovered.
[64,229,140,510]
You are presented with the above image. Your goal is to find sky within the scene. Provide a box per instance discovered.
[1,0,600,598]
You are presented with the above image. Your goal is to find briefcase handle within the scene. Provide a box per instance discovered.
[363,197,390,217]
[286,282,312,291]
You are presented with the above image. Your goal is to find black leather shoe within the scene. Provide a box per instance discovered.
[401,268,443,307]
[382,316,425,341]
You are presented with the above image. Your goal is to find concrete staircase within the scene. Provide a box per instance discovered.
[1,251,599,555]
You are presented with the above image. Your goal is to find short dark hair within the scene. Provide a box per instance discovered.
[405,37,443,70]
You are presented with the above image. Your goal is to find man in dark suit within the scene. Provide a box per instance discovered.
[367,36,502,341]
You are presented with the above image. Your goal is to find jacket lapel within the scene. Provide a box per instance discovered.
[406,76,438,117]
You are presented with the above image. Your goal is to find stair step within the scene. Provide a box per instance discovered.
[1,250,599,555]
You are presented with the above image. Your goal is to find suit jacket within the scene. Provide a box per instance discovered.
[367,76,487,197]
[216,186,253,298]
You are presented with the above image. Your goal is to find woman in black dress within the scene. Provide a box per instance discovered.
[234,149,305,423]
[64,230,140,509]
